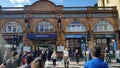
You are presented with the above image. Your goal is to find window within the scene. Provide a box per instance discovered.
[93,20,114,32]
[2,22,23,33]
[35,21,55,32]
[66,21,86,32]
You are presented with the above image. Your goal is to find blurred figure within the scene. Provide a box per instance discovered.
[3,51,19,68]
[3,49,12,62]
[63,48,69,68]
[75,49,79,66]
[17,52,23,67]
[0,64,5,68]
[31,57,45,68]
[51,51,57,68]
[33,48,37,58]
[84,46,108,68]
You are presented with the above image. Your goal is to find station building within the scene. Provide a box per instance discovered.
[0,0,118,53]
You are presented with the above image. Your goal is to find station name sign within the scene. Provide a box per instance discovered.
[65,34,85,38]
[27,34,57,39]
[93,34,115,38]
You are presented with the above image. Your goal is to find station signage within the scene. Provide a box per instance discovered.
[93,34,116,38]
[65,34,85,38]
[27,34,57,39]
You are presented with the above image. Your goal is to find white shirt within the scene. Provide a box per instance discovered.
[63,50,69,56]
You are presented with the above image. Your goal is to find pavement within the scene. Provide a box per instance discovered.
[45,59,120,68]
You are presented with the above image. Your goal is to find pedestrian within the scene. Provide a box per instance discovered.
[63,48,69,68]
[20,54,34,68]
[104,47,111,63]
[22,51,27,65]
[2,51,19,68]
[51,51,57,68]
[40,50,47,64]
[31,57,45,68]
[84,46,108,68]
[75,49,79,66]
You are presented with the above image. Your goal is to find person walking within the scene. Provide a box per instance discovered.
[51,51,57,68]
[63,48,69,68]
[84,46,108,68]
[75,49,79,66]
[40,50,47,64]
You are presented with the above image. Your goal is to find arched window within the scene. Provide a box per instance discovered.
[2,22,23,33]
[93,20,114,32]
[35,21,55,32]
[66,21,86,32]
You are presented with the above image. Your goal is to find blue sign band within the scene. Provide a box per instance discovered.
[65,34,85,38]
[27,34,57,39]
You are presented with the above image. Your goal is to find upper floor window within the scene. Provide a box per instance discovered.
[93,20,114,32]
[2,22,23,33]
[66,21,86,32]
[35,21,55,32]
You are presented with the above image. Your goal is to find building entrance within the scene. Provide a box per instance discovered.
[65,38,85,57]
[32,39,56,50]
[94,38,116,53]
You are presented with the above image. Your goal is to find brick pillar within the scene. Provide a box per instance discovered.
[116,31,120,50]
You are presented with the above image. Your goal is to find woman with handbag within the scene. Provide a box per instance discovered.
[51,51,57,68]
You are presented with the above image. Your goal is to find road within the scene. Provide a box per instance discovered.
[45,60,120,68]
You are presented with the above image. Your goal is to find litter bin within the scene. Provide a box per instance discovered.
[115,50,120,63]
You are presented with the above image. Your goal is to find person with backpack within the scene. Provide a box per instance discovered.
[20,54,34,68]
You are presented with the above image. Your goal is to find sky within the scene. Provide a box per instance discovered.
[0,0,97,7]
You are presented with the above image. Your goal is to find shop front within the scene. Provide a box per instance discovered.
[93,34,117,53]
[2,34,23,51]
[65,34,86,55]
[27,34,57,50]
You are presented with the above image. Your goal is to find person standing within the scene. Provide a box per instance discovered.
[84,46,108,68]
[51,51,57,68]
[63,48,69,68]
[75,49,79,66]
[104,47,111,63]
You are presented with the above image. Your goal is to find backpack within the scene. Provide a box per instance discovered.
[21,57,26,65]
